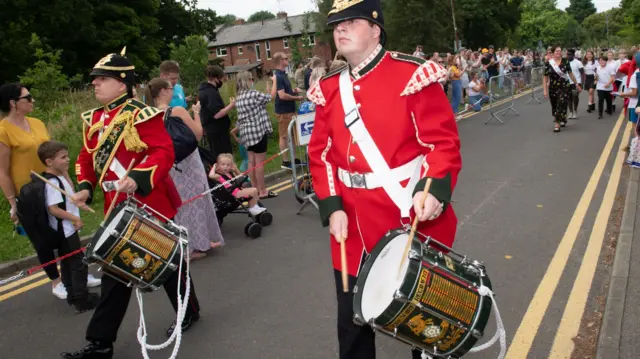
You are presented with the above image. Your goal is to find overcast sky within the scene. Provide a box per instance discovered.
[198,0,621,18]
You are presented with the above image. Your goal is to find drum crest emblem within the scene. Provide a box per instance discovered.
[119,248,153,273]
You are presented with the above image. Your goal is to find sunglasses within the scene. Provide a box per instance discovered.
[17,94,33,102]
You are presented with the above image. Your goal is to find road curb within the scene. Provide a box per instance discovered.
[0,169,293,279]
[596,168,640,359]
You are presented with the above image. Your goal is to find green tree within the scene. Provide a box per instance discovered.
[19,34,73,102]
[517,7,585,48]
[566,0,597,23]
[583,8,624,47]
[219,14,237,25]
[248,11,276,23]
[169,35,209,96]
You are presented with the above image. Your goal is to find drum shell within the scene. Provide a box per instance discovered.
[353,229,492,358]
[85,205,184,291]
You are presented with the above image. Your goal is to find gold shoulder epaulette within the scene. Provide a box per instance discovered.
[134,106,163,125]
[126,98,148,110]
[389,52,427,66]
[81,109,97,125]
[322,64,348,80]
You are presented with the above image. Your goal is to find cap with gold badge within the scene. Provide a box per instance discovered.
[90,47,136,87]
[327,0,386,45]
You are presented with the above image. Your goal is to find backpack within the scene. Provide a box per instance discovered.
[16,173,66,250]
[164,107,198,163]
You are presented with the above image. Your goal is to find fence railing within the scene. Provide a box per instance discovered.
[486,73,519,124]
[526,66,546,105]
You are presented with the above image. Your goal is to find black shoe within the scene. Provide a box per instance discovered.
[280,161,292,170]
[72,293,100,314]
[61,342,113,359]
[598,115,603,119]
[166,313,200,337]
[560,121,567,127]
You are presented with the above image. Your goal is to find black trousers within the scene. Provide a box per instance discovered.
[334,270,423,359]
[59,232,89,302]
[206,129,232,163]
[568,84,580,113]
[86,261,200,343]
[597,90,613,116]
[29,235,61,281]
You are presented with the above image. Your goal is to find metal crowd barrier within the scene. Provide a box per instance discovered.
[526,66,546,104]
[486,73,519,124]
[287,112,318,215]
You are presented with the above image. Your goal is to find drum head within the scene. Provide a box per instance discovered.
[94,206,128,251]
[360,232,410,322]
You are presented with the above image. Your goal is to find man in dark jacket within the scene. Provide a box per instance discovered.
[198,65,235,161]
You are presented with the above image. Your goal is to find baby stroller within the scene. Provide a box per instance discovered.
[199,147,273,239]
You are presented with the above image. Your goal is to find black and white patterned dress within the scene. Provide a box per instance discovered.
[235,89,274,147]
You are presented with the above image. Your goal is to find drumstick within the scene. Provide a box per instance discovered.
[102,159,136,225]
[338,235,348,292]
[397,178,433,279]
[30,171,95,213]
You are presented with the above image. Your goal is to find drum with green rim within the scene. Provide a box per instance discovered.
[353,228,493,358]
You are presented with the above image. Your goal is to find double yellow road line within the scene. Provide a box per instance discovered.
[507,113,630,358]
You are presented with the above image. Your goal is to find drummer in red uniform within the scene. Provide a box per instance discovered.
[61,48,200,359]
[307,1,462,358]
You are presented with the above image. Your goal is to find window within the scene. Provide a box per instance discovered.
[265,41,271,60]
[283,38,289,49]
[308,35,316,46]
[255,42,261,61]
[216,47,227,57]
[238,45,243,55]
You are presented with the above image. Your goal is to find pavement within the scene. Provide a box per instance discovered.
[0,91,636,359]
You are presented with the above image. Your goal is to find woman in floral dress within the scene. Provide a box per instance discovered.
[544,46,581,133]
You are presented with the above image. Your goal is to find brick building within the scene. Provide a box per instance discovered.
[207,12,333,77]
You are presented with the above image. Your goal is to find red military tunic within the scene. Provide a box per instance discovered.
[307,45,462,277]
[76,94,179,220]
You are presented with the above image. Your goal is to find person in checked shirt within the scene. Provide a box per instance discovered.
[234,71,278,199]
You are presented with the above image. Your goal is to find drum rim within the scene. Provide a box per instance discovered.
[86,203,132,260]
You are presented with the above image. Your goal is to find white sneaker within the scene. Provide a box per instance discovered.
[87,274,101,288]
[52,282,67,300]
[249,206,267,216]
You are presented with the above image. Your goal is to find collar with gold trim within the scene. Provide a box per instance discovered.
[104,93,130,111]
[350,44,385,80]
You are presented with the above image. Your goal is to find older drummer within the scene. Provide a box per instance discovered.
[61,49,201,359]
[307,1,462,358]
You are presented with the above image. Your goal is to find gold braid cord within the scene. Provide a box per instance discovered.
[121,111,148,153]
[329,0,364,15]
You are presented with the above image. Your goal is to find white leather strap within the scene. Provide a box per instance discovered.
[337,156,423,189]
[339,70,422,217]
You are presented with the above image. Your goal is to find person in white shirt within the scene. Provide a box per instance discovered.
[583,50,598,113]
[466,71,489,111]
[596,55,615,118]
[567,49,585,119]
[620,67,639,133]
[38,140,100,313]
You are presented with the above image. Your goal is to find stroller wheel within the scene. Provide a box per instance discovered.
[257,211,273,226]
[244,222,262,239]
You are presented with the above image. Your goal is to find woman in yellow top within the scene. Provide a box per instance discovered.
[0,83,100,300]
[448,55,463,118]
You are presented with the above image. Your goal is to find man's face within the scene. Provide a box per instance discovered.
[161,72,180,86]
[92,76,126,105]
[333,19,380,59]
[568,53,575,61]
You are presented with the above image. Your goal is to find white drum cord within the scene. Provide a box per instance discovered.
[420,282,506,359]
[136,241,191,359]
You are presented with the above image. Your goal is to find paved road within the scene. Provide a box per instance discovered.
[0,93,630,359]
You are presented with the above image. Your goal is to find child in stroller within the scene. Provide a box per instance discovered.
[206,152,273,238]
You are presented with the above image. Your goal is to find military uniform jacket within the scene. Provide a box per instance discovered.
[76,94,179,220]
[307,45,462,277]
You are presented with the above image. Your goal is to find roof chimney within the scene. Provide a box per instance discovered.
[277,11,288,19]
[234,18,245,25]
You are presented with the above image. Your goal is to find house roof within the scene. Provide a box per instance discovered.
[209,14,317,48]
[223,62,263,74]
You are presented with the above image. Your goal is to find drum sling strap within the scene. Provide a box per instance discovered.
[338,70,423,218]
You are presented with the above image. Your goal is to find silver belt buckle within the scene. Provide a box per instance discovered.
[102,180,118,192]
[350,173,366,189]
